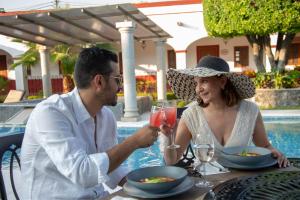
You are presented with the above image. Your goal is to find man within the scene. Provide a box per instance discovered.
[20,47,159,199]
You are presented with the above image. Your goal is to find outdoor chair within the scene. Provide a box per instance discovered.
[3,90,25,104]
[0,132,24,200]
[174,107,196,168]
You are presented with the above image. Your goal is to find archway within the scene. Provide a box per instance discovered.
[0,48,15,95]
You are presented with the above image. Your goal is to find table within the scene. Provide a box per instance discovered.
[105,165,300,200]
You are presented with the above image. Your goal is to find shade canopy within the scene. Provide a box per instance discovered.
[0,4,170,46]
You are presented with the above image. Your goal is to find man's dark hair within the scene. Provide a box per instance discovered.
[197,75,241,107]
[74,46,118,89]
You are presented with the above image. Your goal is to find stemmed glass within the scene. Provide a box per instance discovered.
[149,101,179,151]
[162,101,179,149]
[193,133,215,188]
[148,104,164,156]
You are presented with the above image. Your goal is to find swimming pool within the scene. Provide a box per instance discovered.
[118,117,300,170]
[265,117,300,158]
[1,117,299,171]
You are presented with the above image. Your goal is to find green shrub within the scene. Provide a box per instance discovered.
[253,71,299,89]
[150,92,157,101]
[0,95,6,103]
[253,73,273,88]
[177,100,187,108]
[27,90,43,100]
[117,92,124,97]
[0,77,8,92]
[27,95,43,100]
[286,70,300,87]
[166,92,177,100]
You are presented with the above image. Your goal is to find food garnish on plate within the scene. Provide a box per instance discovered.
[140,176,175,183]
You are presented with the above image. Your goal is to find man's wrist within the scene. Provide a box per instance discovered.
[126,134,140,150]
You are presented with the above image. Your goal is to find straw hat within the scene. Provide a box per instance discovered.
[166,56,255,101]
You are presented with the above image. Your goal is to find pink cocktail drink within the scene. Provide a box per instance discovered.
[150,110,163,128]
[164,107,177,128]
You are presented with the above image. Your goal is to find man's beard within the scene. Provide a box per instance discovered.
[107,95,118,106]
[109,101,117,106]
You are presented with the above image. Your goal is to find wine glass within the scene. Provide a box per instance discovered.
[161,101,179,149]
[193,133,215,188]
[148,105,164,156]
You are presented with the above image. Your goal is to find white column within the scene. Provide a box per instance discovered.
[15,65,29,97]
[155,39,167,101]
[38,46,52,98]
[116,21,139,121]
[175,50,187,69]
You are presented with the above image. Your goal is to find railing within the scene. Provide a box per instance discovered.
[8,76,63,96]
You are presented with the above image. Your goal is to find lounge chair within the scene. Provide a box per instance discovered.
[3,90,25,104]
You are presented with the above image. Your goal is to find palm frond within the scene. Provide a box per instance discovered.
[10,42,39,69]
[51,44,78,75]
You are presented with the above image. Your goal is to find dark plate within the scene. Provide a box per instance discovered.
[220,146,272,165]
[123,176,194,199]
[217,156,277,170]
[126,166,187,193]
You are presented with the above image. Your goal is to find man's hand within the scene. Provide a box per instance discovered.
[132,125,159,148]
[107,125,159,173]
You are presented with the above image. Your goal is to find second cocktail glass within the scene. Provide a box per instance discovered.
[148,104,164,156]
[161,101,179,149]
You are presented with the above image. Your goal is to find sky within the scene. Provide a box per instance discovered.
[0,0,164,12]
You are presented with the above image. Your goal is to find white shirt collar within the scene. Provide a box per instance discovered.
[71,87,93,124]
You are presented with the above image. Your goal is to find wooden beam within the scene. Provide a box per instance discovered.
[0,22,67,45]
[48,12,114,42]
[116,5,161,37]
[16,15,89,44]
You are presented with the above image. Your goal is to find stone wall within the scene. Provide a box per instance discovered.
[115,95,152,117]
[254,89,300,108]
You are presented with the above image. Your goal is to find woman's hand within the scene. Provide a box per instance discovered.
[159,119,179,138]
[270,148,289,168]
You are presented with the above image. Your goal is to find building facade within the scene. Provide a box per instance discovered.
[1,0,300,95]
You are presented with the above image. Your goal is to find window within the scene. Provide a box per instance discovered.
[234,46,249,68]
[167,50,176,69]
[0,55,7,78]
[287,43,300,65]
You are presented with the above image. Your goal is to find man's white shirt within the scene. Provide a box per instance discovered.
[20,88,128,199]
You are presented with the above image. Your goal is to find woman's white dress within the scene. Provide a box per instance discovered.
[181,100,259,152]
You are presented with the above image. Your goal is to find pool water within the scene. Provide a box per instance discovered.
[0,126,25,136]
[119,117,300,170]
[1,117,299,171]
[265,119,300,158]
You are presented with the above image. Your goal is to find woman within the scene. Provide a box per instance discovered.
[162,55,289,168]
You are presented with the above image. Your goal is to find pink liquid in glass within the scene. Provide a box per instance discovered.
[150,110,163,128]
[164,107,177,128]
